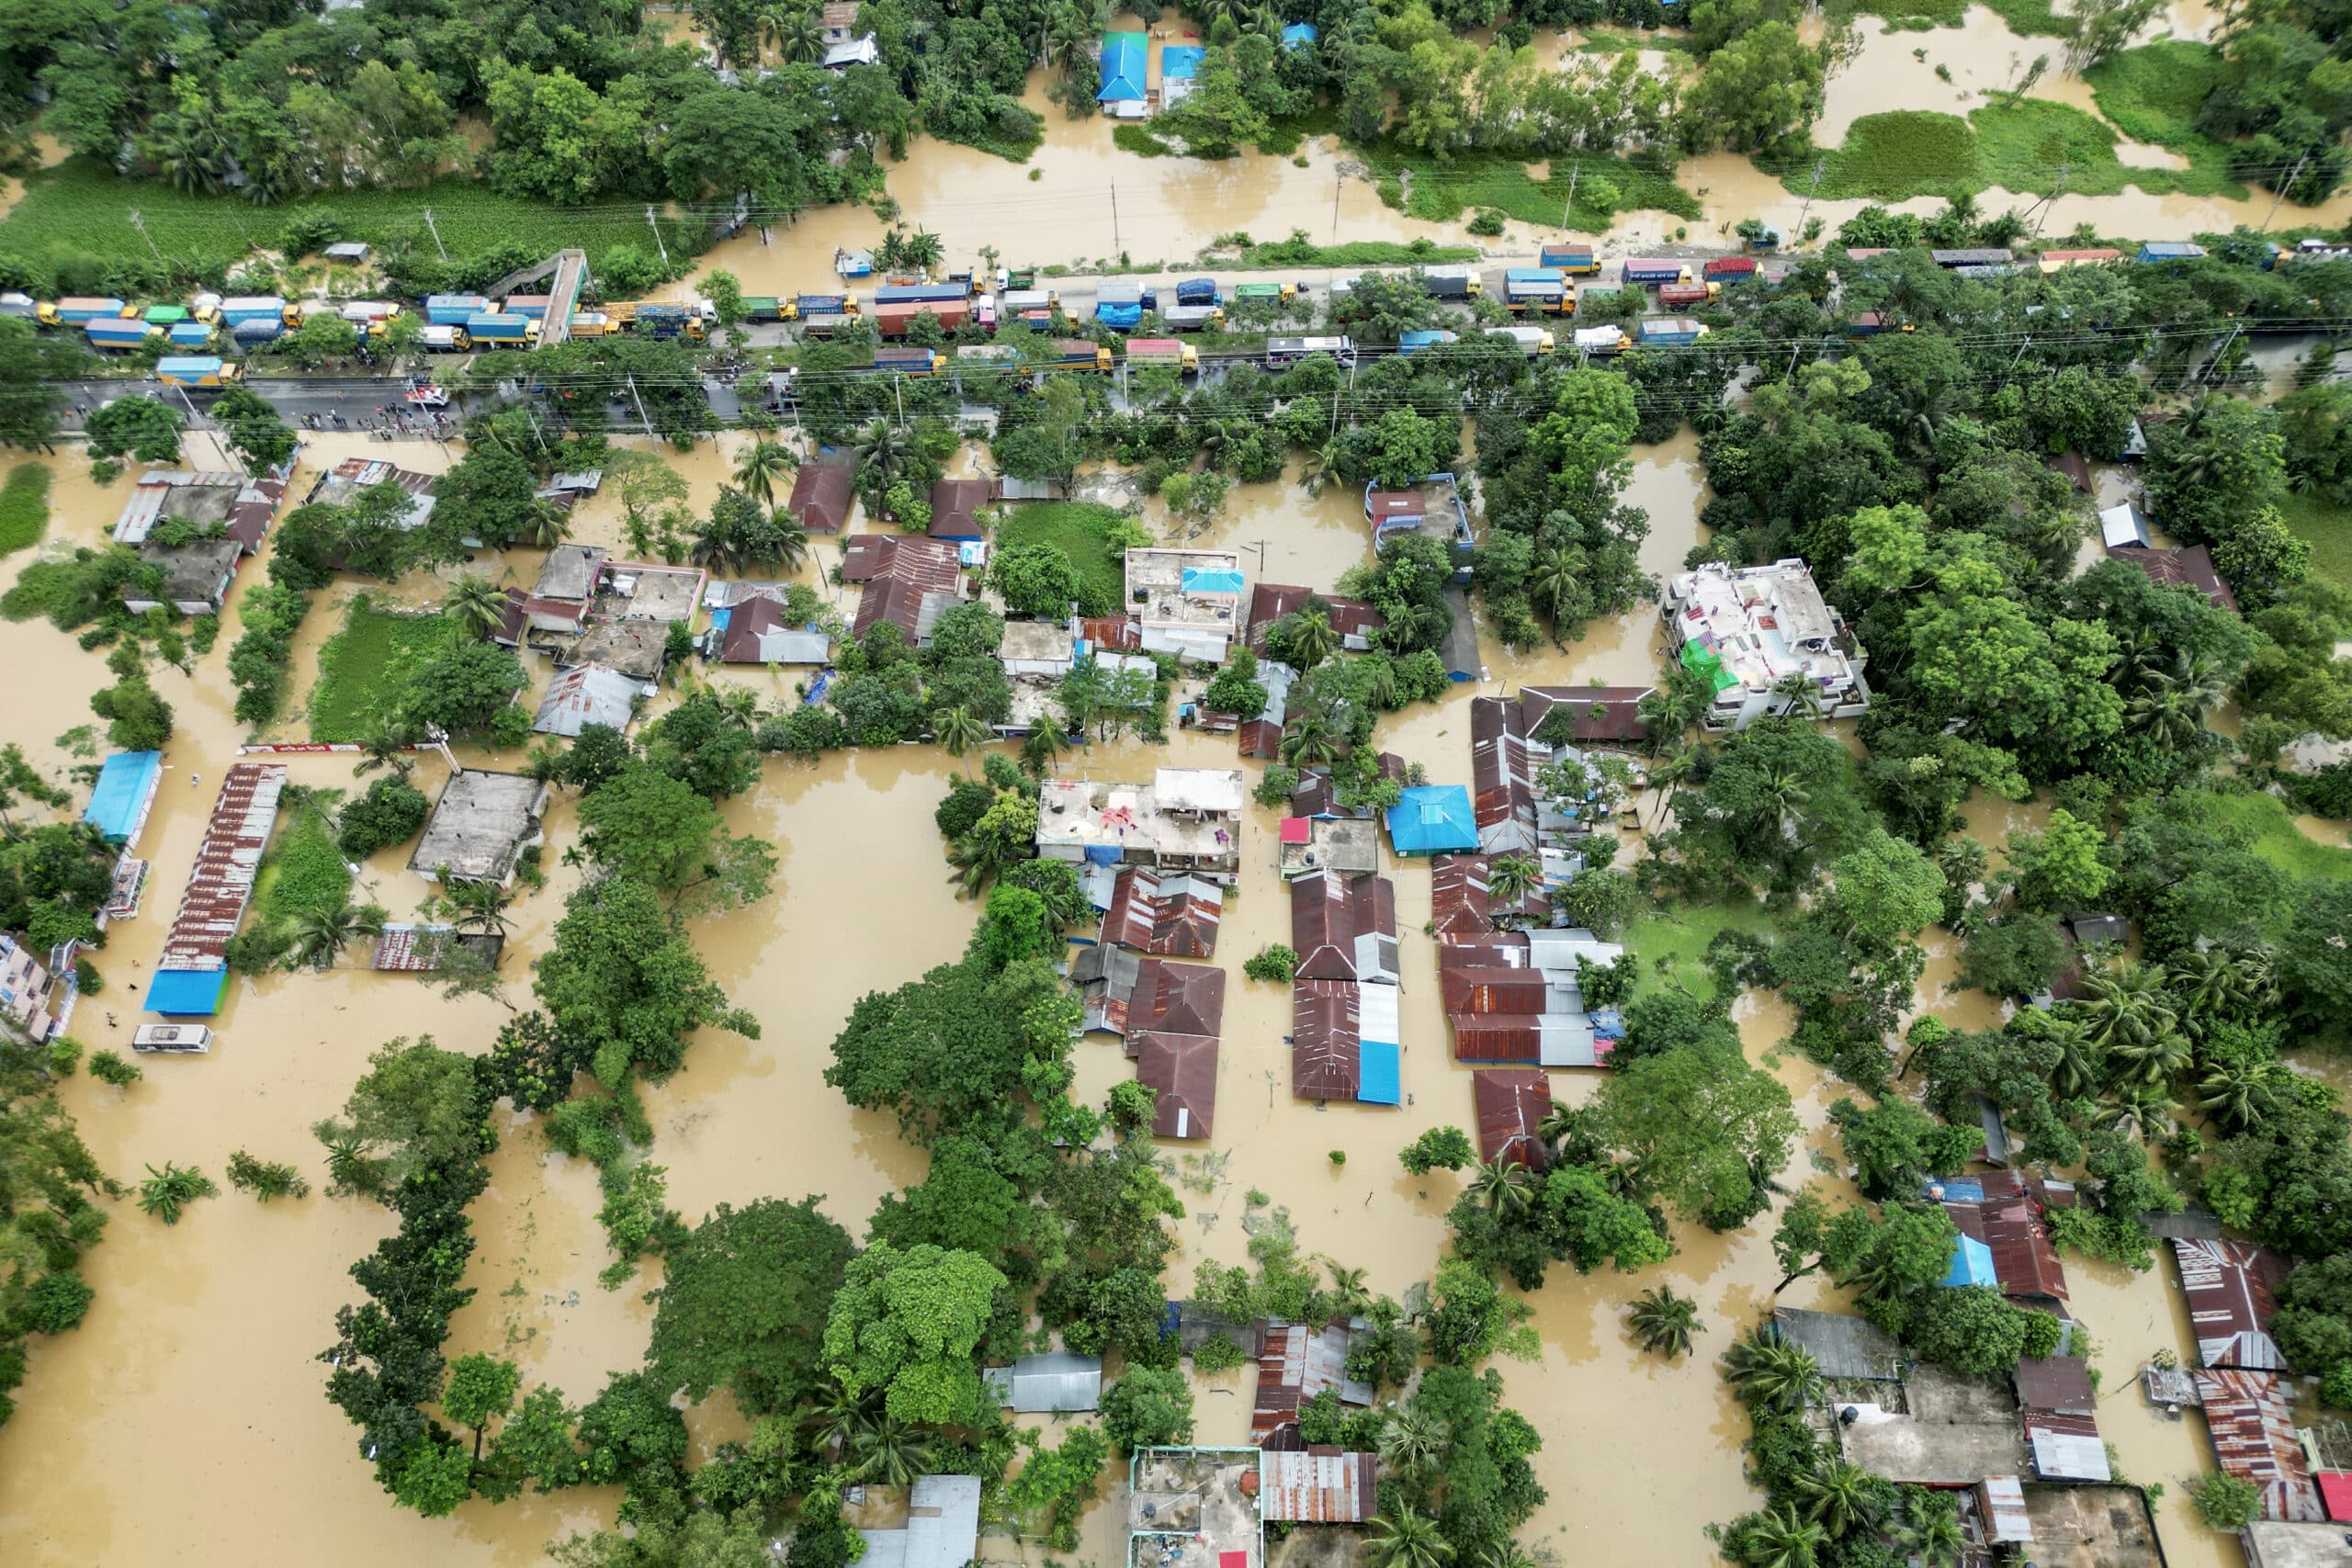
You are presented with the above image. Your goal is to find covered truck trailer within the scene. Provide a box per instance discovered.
[1125,337,1199,371]
[1503,268,1570,313]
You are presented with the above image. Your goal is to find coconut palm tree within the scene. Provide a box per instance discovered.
[1638,677,1705,758]
[444,573,509,641]
[2079,962,2179,1048]
[2128,651,2228,750]
[1789,1461,1878,1535]
[761,513,812,575]
[1626,1285,1700,1359]
[286,901,385,970]
[352,718,416,779]
[2199,1057,2284,1135]
[1325,1261,1373,1320]
[521,503,571,550]
[1279,709,1342,769]
[2045,1016,2102,1100]
[1299,437,1344,498]
[442,877,514,939]
[1528,546,1583,626]
[803,1381,878,1458]
[1484,853,1543,909]
[1378,600,1430,657]
[1892,1493,1963,1568]
[1737,1505,1827,1568]
[768,4,827,64]
[1021,724,1071,777]
[1361,656,1401,712]
[933,705,989,773]
[1471,1541,1537,1568]
[2106,1024,2193,1088]
[1375,1408,1450,1482]
[2095,1078,2178,1141]
[1537,1100,1589,1162]
[2170,945,2268,1028]
[851,1416,933,1487]
[1770,671,1823,721]
[1285,609,1340,671]
[857,418,911,490]
[735,437,797,507]
[1364,1506,1453,1568]
[1466,1158,1532,1215]
[1722,1330,1822,1413]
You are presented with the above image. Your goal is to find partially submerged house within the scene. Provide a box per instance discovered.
[534,663,641,738]
[1125,547,1244,663]
[1244,583,1384,655]
[1935,1172,2070,1306]
[2175,1237,2293,1371]
[2015,1355,2109,1483]
[525,544,607,636]
[2109,541,2240,612]
[983,1351,1102,1414]
[1250,1322,1373,1448]
[790,460,856,534]
[1520,684,1654,748]
[1288,870,1398,984]
[1363,474,1473,554]
[1258,1450,1376,1525]
[1000,618,1079,681]
[1472,1069,1551,1169]
[1840,1361,2032,1485]
[1291,979,1400,1105]
[143,763,286,1018]
[1471,695,1542,854]
[2098,502,2153,549]
[561,620,669,680]
[1232,659,1296,761]
[1078,951,1225,1042]
[1134,1028,1217,1139]
[1663,558,1871,729]
[1277,814,1380,879]
[409,771,548,885]
[1037,769,1246,883]
[1441,925,1626,1068]
[1772,1309,1903,1383]
[112,468,287,553]
[845,534,967,643]
[305,456,437,533]
[1102,867,1224,959]
[856,1474,981,1568]
[1385,785,1479,857]
[1429,853,1545,940]
[0,932,67,1043]
[713,595,833,665]
[124,536,243,615]
[2196,1369,2326,1521]
[592,560,705,625]
[928,476,990,542]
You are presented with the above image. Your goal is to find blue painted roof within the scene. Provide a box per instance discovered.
[1098,31,1148,101]
[1941,1233,1996,1289]
[1358,1041,1401,1105]
[157,355,222,376]
[1161,44,1204,80]
[1387,785,1479,853]
[1281,22,1317,47]
[1927,1176,1984,1202]
[145,965,227,1017]
[1182,567,1246,594]
[85,751,162,843]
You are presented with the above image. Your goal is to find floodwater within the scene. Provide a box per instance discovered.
[0,422,2272,1568]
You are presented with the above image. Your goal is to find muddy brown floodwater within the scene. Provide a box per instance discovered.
[0,427,2264,1568]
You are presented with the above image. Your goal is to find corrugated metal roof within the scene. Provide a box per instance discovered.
[1980,1476,2034,1543]
[1430,853,1544,938]
[1251,1324,1363,1448]
[857,1473,980,1568]
[1135,1030,1217,1138]
[1519,684,1654,745]
[2014,1356,2096,1412]
[2024,1410,2110,1481]
[2176,1237,2291,1371]
[1132,959,1225,1039]
[154,763,285,973]
[1471,696,1541,853]
[84,750,162,846]
[1774,1310,1903,1382]
[1244,584,1384,653]
[534,663,640,737]
[1260,1450,1376,1523]
[1387,786,1479,854]
[982,1351,1102,1412]
[790,462,855,533]
[1292,980,1360,1100]
[1983,1199,2069,1302]
[1289,870,1398,984]
[2195,1369,2325,1521]
[1103,868,1224,958]
[1473,1069,1550,1168]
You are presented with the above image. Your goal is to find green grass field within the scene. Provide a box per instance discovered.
[2083,41,2249,198]
[1358,144,1702,232]
[1624,897,1776,1004]
[0,159,707,282]
[993,502,1131,616]
[2192,789,2352,886]
[1807,111,1987,201]
[306,602,461,743]
[0,464,51,557]
[2279,491,2352,593]
[1802,96,2237,204]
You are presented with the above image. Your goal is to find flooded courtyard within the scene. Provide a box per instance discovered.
[0,419,2277,1568]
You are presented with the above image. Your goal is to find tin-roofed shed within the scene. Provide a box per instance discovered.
[857,1473,982,1568]
[2175,1237,2292,1371]
[1472,1069,1551,1168]
[1259,1450,1376,1523]
[984,1351,1102,1413]
[790,461,856,534]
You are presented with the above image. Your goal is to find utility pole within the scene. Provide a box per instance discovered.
[423,208,448,264]
[2199,321,2245,406]
[1332,168,1341,246]
[893,373,905,432]
[625,373,652,434]
[1110,183,1122,259]
[129,210,163,265]
[645,206,671,271]
[1793,160,1825,245]
[2007,333,2033,375]
[2030,163,2068,240]
[2265,152,2312,231]
[1561,163,1580,231]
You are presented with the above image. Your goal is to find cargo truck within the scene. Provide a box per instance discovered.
[86,318,163,350]
[1420,265,1484,299]
[1399,330,1458,355]
[1702,256,1758,283]
[157,356,236,389]
[875,299,970,337]
[1125,337,1199,372]
[143,304,190,327]
[504,294,553,320]
[40,297,130,327]
[2137,242,2206,264]
[1623,259,1689,286]
[1928,248,2014,268]
[1232,281,1295,306]
[1503,268,1570,314]
[219,296,291,328]
[997,266,1037,291]
[1092,280,1151,329]
[1573,324,1630,355]
[1657,281,1721,307]
[739,296,797,321]
[795,292,859,317]
[1538,244,1600,275]
[974,295,998,331]
[340,300,402,325]
[874,282,970,305]
[1264,335,1355,368]
[1046,339,1114,372]
[1487,325,1555,357]
[166,321,215,348]
[425,293,487,324]
[466,311,540,348]
[419,324,471,352]
[634,303,707,341]
[956,344,1021,365]
[1160,304,1226,332]
[1094,301,1142,330]
[567,311,616,338]
[1173,277,1221,307]
[231,317,285,346]
[0,293,33,320]
[1637,317,1708,346]
[875,346,942,375]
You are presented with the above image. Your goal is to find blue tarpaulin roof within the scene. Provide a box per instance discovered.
[1182,567,1245,594]
[1098,31,1148,101]
[1282,22,1317,47]
[1161,44,1204,79]
[1927,1176,1984,1202]
[1941,1233,1996,1288]
[84,750,161,844]
[1358,1041,1401,1105]
[145,965,227,1017]
[1387,785,1479,854]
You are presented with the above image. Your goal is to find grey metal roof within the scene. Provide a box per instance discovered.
[1774,1308,1904,1382]
[982,1351,1102,1412]
[857,1474,979,1568]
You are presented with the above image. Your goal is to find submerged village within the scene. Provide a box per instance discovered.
[6,5,2352,1568]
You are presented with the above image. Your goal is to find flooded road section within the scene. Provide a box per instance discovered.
[0,431,2261,1568]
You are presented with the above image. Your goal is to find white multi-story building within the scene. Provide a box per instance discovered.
[1662,559,1871,730]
